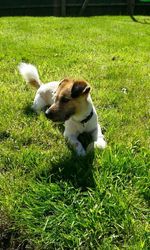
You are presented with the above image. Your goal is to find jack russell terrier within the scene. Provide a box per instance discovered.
[18,63,106,156]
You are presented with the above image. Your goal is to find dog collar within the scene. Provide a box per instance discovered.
[80,109,93,125]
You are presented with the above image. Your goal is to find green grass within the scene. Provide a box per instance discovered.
[0,16,150,249]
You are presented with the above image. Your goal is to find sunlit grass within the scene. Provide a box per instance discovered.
[0,16,149,249]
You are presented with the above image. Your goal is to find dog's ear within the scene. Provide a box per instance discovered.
[71,80,91,98]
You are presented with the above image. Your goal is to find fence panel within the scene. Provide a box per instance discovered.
[0,0,149,16]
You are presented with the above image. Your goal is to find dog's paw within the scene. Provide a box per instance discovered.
[94,138,107,149]
[75,143,86,156]
[77,147,86,156]
[86,142,94,153]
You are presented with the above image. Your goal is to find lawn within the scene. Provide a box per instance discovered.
[0,16,150,249]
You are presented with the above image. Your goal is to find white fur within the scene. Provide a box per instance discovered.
[18,63,106,156]
[18,63,41,86]
[64,98,106,156]
[32,82,59,113]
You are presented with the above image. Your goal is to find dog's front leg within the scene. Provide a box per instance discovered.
[87,124,106,152]
[64,133,86,156]
[32,94,46,114]
[93,124,107,149]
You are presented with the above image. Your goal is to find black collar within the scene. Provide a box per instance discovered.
[80,109,93,125]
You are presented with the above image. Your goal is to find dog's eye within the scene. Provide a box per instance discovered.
[61,97,70,103]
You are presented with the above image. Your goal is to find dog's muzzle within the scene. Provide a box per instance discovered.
[45,108,75,122]
[45,110,52,119]
[45,109,66,122]
[45,109,54,120]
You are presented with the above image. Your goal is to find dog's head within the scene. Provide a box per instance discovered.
[45,79,91,122]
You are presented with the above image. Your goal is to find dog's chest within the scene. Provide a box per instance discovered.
[65,115,97,136]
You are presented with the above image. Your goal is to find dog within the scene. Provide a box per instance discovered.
[18,63,106,156]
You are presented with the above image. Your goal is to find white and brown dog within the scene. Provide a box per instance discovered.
[18,63,106,156]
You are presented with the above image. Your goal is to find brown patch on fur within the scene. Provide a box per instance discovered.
[29,79,41,89]
[56,79,90,100]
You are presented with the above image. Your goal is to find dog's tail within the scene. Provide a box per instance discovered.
[18,63,42,89]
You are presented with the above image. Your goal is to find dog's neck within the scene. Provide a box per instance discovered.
[71,95,94,123]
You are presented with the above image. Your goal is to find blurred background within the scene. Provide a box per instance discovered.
[0,0,150,17]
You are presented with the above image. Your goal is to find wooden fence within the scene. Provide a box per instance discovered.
[0,0,149,16]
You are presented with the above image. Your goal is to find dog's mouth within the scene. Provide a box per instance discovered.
[45,109,75,122]
[49,116,67,123]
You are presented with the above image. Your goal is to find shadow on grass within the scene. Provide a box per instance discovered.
[0,131,11,142]
[23,104,95,190]
[131,16,150,25]
[48,126,96,189]
[23,104,49,117]
[23,104,37,117]
[50,151,95,191]
[35,130,96,190]
[51,131,95,191]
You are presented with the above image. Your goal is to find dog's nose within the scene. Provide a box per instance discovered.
[45,109,53,119]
